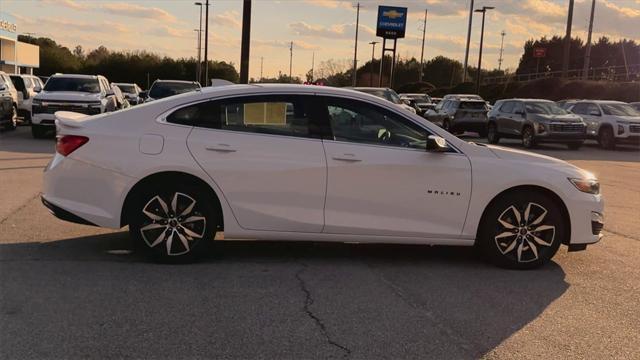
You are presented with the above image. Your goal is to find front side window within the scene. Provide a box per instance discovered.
[325,98,427,150]
[513,102,525,114]
[500,101,514,113]
[167,95,316,139]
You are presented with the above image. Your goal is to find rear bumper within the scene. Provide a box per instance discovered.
[41,196,97,226]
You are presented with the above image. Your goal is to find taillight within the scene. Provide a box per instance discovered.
[56,135,89,156]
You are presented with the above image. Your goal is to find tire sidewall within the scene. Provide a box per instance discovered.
[522,127,535,148]
[478,192,564,269]
[128,183,216,263]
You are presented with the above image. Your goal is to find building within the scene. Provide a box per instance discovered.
[0,12,39,74]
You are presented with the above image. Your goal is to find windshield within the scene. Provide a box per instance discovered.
[600,103,640,116]
[406,95,430,103]
[44,77,100,93]
[116,84,136,93]
[459,101,487,110]
[525,101,568,115]
[149,82,199,99]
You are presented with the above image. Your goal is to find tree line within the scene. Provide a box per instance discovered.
[19,34,638,92]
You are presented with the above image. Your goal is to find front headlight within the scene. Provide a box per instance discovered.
[618,124,625,135]
[536,123,546,133]
[569,178,600,194]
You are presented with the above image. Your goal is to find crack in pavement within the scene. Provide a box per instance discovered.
[0,192,41,225]
[295,262,352,359]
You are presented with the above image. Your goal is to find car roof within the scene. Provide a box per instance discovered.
[49,74,100,79]
[576,99,626,104]
[153,80,199,85]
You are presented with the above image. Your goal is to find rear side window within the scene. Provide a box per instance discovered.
[10,76,26,91]
[167,95,320,139]
[500,101,515,113]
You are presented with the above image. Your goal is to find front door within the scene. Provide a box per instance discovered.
[185,94,327,233]
[320,97,472,239]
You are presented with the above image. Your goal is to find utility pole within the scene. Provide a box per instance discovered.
[463,0,474,82]
[311,51,315,82]
[562,0,574,78]
[582,0,596,80]
[194,29,201,82]
[419,9,428,82]
[475,6,494,94]
[369,41,378,87]
[260,56,264,81]
[289,41,293,83]
[498,30,506,71]
[203,0,210,85]
[352,2,360,86]
[194,2,203,83]
[621,41,630,81]
[240,0,252,84]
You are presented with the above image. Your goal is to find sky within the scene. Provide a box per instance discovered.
[2,0,639,80]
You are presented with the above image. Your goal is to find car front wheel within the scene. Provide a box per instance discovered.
[522,126,536,148]
[477,191,563,269]
[598,127,616,150]
[128,183,217,262]
[487,123,500,144]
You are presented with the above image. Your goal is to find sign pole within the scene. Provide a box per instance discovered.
[390,38,397,88]
[378,38,386,87]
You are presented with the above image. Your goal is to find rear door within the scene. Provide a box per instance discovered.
[319,96,472,238]
[185,94,328,233]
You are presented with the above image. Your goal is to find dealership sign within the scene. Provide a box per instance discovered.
[376,6,407,39]
[533,47,547,58]
[0,12,18,41]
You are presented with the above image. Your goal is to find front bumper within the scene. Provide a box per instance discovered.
[32,113,56,126]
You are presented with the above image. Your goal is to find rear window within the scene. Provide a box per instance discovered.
[44,77,100,93]
[116,84,136,93]
[459,101,487,110]
[149,82,199,99]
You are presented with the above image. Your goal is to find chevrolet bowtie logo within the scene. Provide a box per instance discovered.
[383,10,404,19]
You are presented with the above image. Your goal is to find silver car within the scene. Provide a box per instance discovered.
[487,99,587,149]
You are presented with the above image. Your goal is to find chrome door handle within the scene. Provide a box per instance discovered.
[206,144,236,152]
[332,154,361,162]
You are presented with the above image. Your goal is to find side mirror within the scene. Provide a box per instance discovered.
[105,90,115,97]
[589,110,600,116]
[139,91,148,99]
[0,84,6,91]
[33,85,41,93]
[426,135,448,152]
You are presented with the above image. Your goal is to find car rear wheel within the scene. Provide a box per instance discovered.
[598,127,616,150]
[477,191,563,269]
[128,183,217,262]
[487,123,500,144]
[522,126,536,148]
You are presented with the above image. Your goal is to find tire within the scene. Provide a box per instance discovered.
[31,124,46,138]
[598,127,616,150]
[442,119,451,132]
[487,122,500,144]
[566,142,583,150]
[128,182,217,262]
[522,126,536,149]
[5,105,17,131]
[477,191,564,269]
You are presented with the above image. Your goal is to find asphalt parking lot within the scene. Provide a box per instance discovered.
[1,126,639,359]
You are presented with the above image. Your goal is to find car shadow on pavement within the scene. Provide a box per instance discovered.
[0,127,55,156]
[0,232,569,359]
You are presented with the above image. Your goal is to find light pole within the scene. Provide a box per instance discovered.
[562,0,574,78]
[582,0,596,80]
[463,0,474,82]
[369,41,378,86]
[289,41,293,83]
[203,0,210,86]
[474,6,494,94]
[419,9,428,82]
[498,30,506,72]
[194,2,203,84]
[194,29,201,82]
[352,2,360,86]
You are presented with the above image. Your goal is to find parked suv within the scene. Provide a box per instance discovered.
[567,100,640,149]
[424,98,489,135]
[0,71,19,122]
[0,79,17,130]
[9,74,45,123]
[399,93,435,116]
[142,80,201,102]
[112,82,142,105]
[488,99,586,149]
[31,74,117,138]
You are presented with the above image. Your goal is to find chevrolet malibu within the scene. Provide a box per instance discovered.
[43,84,603,269]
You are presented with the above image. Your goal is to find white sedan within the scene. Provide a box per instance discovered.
[43,84,603,269]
